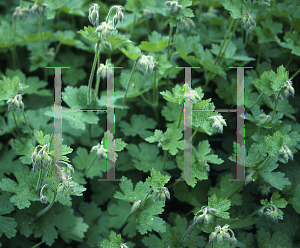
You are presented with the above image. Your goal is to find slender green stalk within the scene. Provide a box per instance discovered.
[93,72,101,105]
[83,154,97,176]
[36,168,43,191]
[214,19,236,65]
[289,175,300,194]
[228,181,245,200]
[270,92,281,125]
[168,24,179,61]
[167,176,182,189]
[38,12,46,54]
[256,43,264,69]
[116,59,139,123]
[203,19,237,93]
[140,93,155,106]
[87,42,101,105]
[11,109,21,141]
[179,223,196,243]
[162,150,168,171]
[117,189,153,230]
[177,104,184,128]
[36,191,57,218]
[290,67,300,80]
[152,69,157,104]
[129,15,136,39]
[22,109,32,137]
[167,25,173,59]
[249,92,264,110]
[30,240,45,248]
[12,20,17,70]
[285,54,293,70]
[257,154,271,171]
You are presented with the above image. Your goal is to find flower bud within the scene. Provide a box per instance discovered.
[193,214,204,224]
[221,231,231,240]
[7,98,14,105]
[40,195,48,204]
[57,185,64,194]
[204,213,213,225]
[131,200,142,213]
[64,188,69,198]
[217,234,223,244]
[230,237,237,246]
[36,154,42,165]
[209,232,217,242]
[14,98,20,109]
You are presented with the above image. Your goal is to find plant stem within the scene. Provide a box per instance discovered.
[203,18,236,93]
[179,223,196,243]
[290,67,300,80]
[30,240,45,248]
[257,154,271,171]
[168,24,179,61]
[38,12,46,54]
[83,154,97,176]
[289,175,300,194]
[162,150,167,171]
[116,59,139,123]
[228,181,245,200]
[130,15,136,39]
[178,104,184,128]
[87,42,101,105]
[12,20,17,70]
[167,25,173,59]
[117,189,153,230]
[22,109,32,137]
[152,69,157,104]
[36,167,43,191]
[36,191,57,218]
[256,43,264,69]
[167,176,182,189]
[270,92,280,125]
[249,92,263,110]
[11,109,21,141]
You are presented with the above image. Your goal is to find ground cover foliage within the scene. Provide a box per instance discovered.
[0,0,300,247]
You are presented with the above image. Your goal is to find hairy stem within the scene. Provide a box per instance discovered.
[270,92,281,125]
[116,59,139,123]
[11,109,21,141]
[249,92,264,110]
[83,154,98,176]
[36,191,57,218]
[22,109,32,137]
[257,154,271,171]
[87,42,101,105]
[179,223,196,243]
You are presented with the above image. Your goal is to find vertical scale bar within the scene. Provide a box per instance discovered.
[99,66,123,182]
[183,67,192,181]
[46,67,70,181]
[229,67,253,182]
[176,67,200,182]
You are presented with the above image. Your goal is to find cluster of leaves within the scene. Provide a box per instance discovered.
[0,0,300,247]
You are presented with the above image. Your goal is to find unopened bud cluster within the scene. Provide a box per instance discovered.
[181,84,202,105]
[88,3,100,26]
[258,113,271,125]
[281,79,295,98]
[91,143,108,159]
[258,203,280,222]
[30,2,48,14]
[95,20,115,40]
[240,9,256,33]
[207,115,227,133]
[138,55,156,74]
[111,6,125,28]
[97,59,113,79]
[152,187,171,204]
[131,200,142,214]
[56,162,77,200]
[279,144,293,162]
[193,206,218,225]
[31,145,52,171]
[209,224,237,246]
[12,6,29,21]
[6,94,24,111]
[179,17,195,30]
[165,1,183,13]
